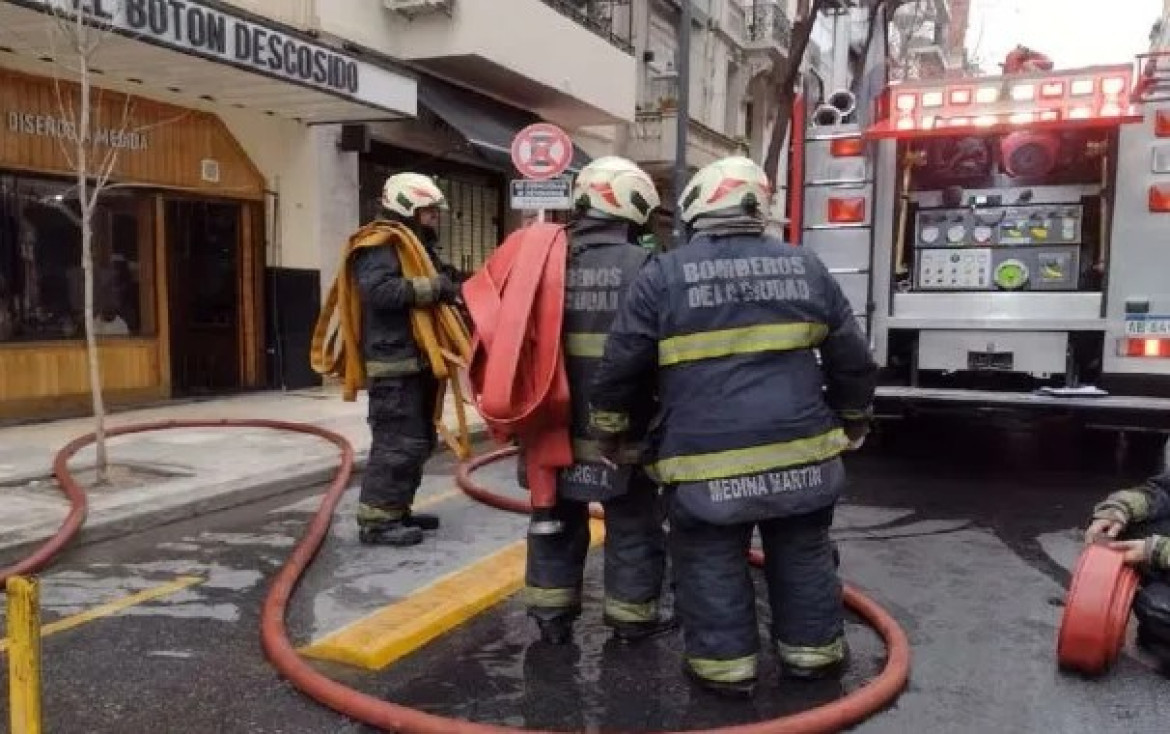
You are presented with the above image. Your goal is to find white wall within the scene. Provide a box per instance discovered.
[219,111,359,287]
[319,0,636,125]
[217,0,319,30]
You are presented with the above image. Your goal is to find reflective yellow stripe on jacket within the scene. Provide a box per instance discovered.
[565,332,608,359]
[658,323,828,367]
[650,429,850,484]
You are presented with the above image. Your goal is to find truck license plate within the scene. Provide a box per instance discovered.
[1125,317,1170,336]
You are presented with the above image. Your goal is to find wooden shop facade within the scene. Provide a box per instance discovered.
[0,67,267,419]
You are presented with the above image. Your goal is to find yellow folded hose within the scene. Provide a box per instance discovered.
[311,220,473,459]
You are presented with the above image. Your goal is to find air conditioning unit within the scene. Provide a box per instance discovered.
[383,0,454,19]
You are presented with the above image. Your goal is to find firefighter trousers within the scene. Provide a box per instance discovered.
[357,374,437,529]
[668,500,844,684]
[525,473,667,626]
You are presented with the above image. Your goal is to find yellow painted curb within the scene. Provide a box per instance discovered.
[300,518,605,671]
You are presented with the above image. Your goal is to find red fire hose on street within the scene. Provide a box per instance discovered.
[0,218,1132,729]
[22,418,909,733]
[5,415,1139,731]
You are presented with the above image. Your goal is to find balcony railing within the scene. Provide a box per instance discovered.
[633,76,747,166]
[642,76,682,113]
[540,0,634,54]
[629,111,748,169]
[746,1,792,48]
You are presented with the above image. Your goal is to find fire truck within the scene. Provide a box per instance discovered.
[796,47,1170,432]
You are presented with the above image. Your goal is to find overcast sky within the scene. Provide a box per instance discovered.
[965,0,1163,70]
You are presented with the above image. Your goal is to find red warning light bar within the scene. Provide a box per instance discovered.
[864,64,1143,140]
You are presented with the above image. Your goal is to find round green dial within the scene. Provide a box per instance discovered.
[994,259,1029,290]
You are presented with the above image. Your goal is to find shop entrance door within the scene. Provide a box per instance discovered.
[166,200,241,395]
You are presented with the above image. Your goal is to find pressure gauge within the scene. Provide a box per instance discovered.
[920,225,941,244]
[994,259,1030,290]
[972,225,993,244]
[947,224,966,244]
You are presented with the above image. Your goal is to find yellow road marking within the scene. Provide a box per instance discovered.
[0,576,203,654]
[411,488,462,512]
[301,518,606,671]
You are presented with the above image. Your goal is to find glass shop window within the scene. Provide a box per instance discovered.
[0,173,152,343]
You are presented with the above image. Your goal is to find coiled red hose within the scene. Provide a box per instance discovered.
[1057,544,1140,675]
[33,421,912,733]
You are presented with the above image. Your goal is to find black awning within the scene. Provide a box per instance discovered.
[417,78,591,174]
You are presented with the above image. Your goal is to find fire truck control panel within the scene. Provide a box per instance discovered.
[913,204,1085,291]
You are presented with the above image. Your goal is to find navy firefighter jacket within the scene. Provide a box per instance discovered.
[588,231,878,525]
[557,219,656,502]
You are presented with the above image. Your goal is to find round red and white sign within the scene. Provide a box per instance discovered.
[510,123,574,181]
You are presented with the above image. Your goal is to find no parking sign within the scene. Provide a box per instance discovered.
[510,123,574,181]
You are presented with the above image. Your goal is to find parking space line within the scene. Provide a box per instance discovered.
[0,576,203,654]
[411,488,462,512]
[300,519,605,671]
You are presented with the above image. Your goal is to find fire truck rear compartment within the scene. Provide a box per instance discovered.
[882,128,1117,389]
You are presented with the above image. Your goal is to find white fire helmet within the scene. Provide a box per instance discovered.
[380,173,449,218]
[678,156,772,224]
[571,156,660,226]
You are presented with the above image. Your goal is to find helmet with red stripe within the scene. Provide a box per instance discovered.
[571,156,660,226]
[380,173,449,218]
[678,156,772,224]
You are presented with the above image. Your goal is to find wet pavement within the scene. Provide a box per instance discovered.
[1,417,1168,733]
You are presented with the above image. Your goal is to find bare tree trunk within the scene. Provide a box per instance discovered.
[762,0,827,186]
[75,33,108,484]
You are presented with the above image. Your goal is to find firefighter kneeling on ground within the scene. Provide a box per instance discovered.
[353,173,461,547]
[523,156,676,646]
[1085,469,1170,670]
[587,156,878,697]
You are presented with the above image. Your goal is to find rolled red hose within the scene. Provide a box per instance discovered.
[1057,543,1141,675]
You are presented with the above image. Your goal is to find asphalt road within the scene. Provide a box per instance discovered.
[376,419,1170,733]
[1,417,1167,733]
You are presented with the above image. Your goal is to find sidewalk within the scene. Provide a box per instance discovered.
[0,387,487,557]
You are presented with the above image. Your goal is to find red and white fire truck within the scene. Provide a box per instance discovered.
[795,47,1170,429]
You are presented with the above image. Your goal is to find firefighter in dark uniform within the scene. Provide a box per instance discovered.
[354,173,460,547]
[524,157,675,645]
[1085,469,1170,669]
[588,156,877,695]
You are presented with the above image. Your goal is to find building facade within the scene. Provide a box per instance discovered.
[0,0,418,418]
[0,0,641,420]
[608,0,797,241]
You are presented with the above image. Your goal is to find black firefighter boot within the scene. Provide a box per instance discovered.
[402,510,440,531]
[359,521,424,547]
[532,612,577,645]
[778,638,852,681]
[682,662,757,699]
[607,614,680,644]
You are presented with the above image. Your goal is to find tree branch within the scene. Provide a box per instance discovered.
[762,0,828,186]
